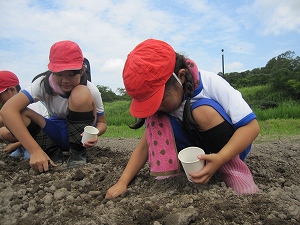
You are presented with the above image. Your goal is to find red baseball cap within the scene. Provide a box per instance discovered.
[48,40,84,72]
[0,70,20,93]
[122,39,176,118]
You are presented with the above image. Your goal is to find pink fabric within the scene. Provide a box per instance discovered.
[146,113,181,176]
[185,58,200,89]
[218,155,259,194]
[49,73,66,95]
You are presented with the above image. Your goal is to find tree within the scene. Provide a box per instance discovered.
[97,85,132,102]
[116,88,131,101]
[266,51,300,98]
[97,85,119,102]
[224,50,300,100]
[96,50,300,102]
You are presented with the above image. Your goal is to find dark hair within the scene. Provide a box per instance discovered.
[32,67,88,97]
[32,71,49,83]
[84,58,91,82]
[129,53,198,132]
[174,53,199,132]
[129,118,145,129]
[16,84,21,92]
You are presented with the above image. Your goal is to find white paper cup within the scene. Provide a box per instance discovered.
[81,126,99,144]
[178,147,205,182]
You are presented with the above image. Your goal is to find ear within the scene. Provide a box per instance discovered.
[80,66,86,76]
[178,69,186,84]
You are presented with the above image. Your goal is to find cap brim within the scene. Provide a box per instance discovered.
[0,88,7,93]
[129,85,165,118]
[48,62,83,72]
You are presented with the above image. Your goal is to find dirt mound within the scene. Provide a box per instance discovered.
[0,137,299,225]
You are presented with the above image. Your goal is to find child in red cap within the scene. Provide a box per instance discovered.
[106,39,260,198]
[0,70,49,159]
[1,40,107,172]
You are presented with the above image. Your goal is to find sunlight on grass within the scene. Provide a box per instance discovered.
[256,119,300,142]
[101,125,144,138]
[101,119,300,142]
[103,100,299,141]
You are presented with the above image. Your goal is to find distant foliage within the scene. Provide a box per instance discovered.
[239,85,300,120]
[97,85,131,102]
[224,51,300,103]
[240,85,291,109]
[97,50,299,106]
[97,51,299,120]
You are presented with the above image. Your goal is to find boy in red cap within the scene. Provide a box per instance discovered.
[1,40,107,172]
[0,70,48,159]
[106,39,260,198]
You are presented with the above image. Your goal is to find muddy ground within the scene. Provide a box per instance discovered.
[0,136,299,225]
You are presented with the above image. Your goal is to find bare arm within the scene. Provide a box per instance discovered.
[95,114,107,136]
[190,106,260,183]
[105,131,148,199]
[0,92,53,172]
[216,119,260,163]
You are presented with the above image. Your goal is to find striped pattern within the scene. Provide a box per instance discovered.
[218,155,259,194]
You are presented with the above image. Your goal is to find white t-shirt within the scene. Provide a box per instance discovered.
[28,101,49,118]
[22,76,104,119]
[170,69,254,126]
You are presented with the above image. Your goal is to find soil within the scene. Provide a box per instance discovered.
[0,136,299,225]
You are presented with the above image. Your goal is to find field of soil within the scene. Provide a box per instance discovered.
[0,136,299,225]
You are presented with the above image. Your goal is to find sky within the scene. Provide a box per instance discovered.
[1,0,300,93]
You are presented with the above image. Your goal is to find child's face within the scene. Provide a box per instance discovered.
[53,70,82,93]
[0,88,17,105]
[158,84,183,113]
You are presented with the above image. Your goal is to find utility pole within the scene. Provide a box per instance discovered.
[221,49,225,77]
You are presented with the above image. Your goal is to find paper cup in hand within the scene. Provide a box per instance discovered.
[178,147,205,182]
[81,126,99,144]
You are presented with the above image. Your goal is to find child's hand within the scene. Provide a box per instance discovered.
[82,136,98,148]
[105,180,128,199]
[30,149,56,173]
[189,153,224,184]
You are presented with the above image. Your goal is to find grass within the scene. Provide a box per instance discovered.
[101,119,300,142]
[102,94,300,141]
[256,119,300,142]
[104,101,137,126]
[240,85,300,120]
[101,124,145,138]
[254,101,300,120]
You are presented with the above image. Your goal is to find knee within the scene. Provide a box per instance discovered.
[69,85,93,111]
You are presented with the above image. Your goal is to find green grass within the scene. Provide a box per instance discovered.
[101,119,300,142]
[240,85,291,103]
[101,124,145,138]
[254,101,300,120]
[256,119,300,142]
[240,85,300,120]
[102,93,300,141]
[104,100,137,126]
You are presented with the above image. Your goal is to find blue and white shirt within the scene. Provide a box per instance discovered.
[22,76,105,119]
[170,69,256,130]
